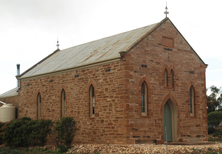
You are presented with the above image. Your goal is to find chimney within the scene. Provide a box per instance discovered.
[17,64,20,87]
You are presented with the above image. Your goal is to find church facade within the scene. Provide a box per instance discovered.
[14,18,207,144]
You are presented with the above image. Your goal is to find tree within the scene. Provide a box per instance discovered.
[208,111,222,127]
[207,86,222,114]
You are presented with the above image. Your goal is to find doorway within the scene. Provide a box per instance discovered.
[163,101,172,141]
[163,99,177,142]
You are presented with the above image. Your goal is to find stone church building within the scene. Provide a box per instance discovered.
[0,17,208,144]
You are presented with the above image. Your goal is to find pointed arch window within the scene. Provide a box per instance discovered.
[141,81,148,116]
[37,93,41,119]
[190,86,195,116]
[164,69,168,87]
[61,89,66,117]
[170,69,174,87]
[89,85,95,117]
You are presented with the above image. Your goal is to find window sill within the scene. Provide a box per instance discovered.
[142,113,147,116]
[90,115,95,118]
[190,113,195,117]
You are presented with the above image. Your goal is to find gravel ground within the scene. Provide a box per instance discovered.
[67,143,222,154]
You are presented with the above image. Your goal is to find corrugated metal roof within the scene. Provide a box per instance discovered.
[21,23,158,78]
[0,87,18,98]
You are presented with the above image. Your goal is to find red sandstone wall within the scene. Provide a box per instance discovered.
[19,61,129,144]
[124,20,208,143]
[18,19,208,144]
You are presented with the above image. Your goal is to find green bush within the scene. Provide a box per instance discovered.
[3,117,53,147]
[3,117,32,147]
[0,122,6,145]
[213,130,222,137]
[54,117,78,147]
[0,147,19,154]
[1,117,77,148]
[57,145,71,153]
[208,111,222,127]
[29,119,54,146]
[208,127,216,134]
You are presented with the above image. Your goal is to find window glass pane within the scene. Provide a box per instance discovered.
[141,82,147,114]
[39,94,41,103]
[92,97,95,114]
[190,87,193,114]
[170,70,174,87]
[190,102,192,113]
[90,85,95,115]
[62,90,66,117]
[141,83,145,94]
[38,93,41,119]
[141,95,145,113]
[92,86,94,97]
[164,69,167,86]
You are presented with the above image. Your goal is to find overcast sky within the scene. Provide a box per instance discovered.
[0,0,222,95]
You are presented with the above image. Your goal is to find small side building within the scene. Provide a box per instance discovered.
[0,87,19,108]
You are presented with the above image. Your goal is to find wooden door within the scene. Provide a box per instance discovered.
[163,101,172,141]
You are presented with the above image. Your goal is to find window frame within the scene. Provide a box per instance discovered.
[89,85,95,117]
[164,69,168,87]
[141,81,148,116]
[190,86,195,116]
[61,89,66,117]
[170,69,174,87]
[37,93,41,120]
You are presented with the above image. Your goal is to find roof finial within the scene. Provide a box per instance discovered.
[164,2,169,18]
[56,38,60,50]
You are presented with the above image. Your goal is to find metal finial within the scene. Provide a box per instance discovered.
[56,38,60,50]
[164,2,169,17]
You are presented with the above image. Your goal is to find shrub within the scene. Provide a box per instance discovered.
[208,111,222,127]
[57,145,71,153]
[208,127,216,134]
[213,130,222,137]
[0,147,19,154]
[3,117,53,147]
[0,122,6,145]
[3,117,32,147]
[29,119,54,146]
[54,117,78,147]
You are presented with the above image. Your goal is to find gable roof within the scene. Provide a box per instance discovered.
[19,18,207,79]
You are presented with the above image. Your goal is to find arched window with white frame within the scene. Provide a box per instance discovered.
[141,81,148,116]
[164,69,168,87]
[170,69,174,87]
[190,86,195,116]
[89,85,95,117]
[37,93,41,119]
[61,89,66,117]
